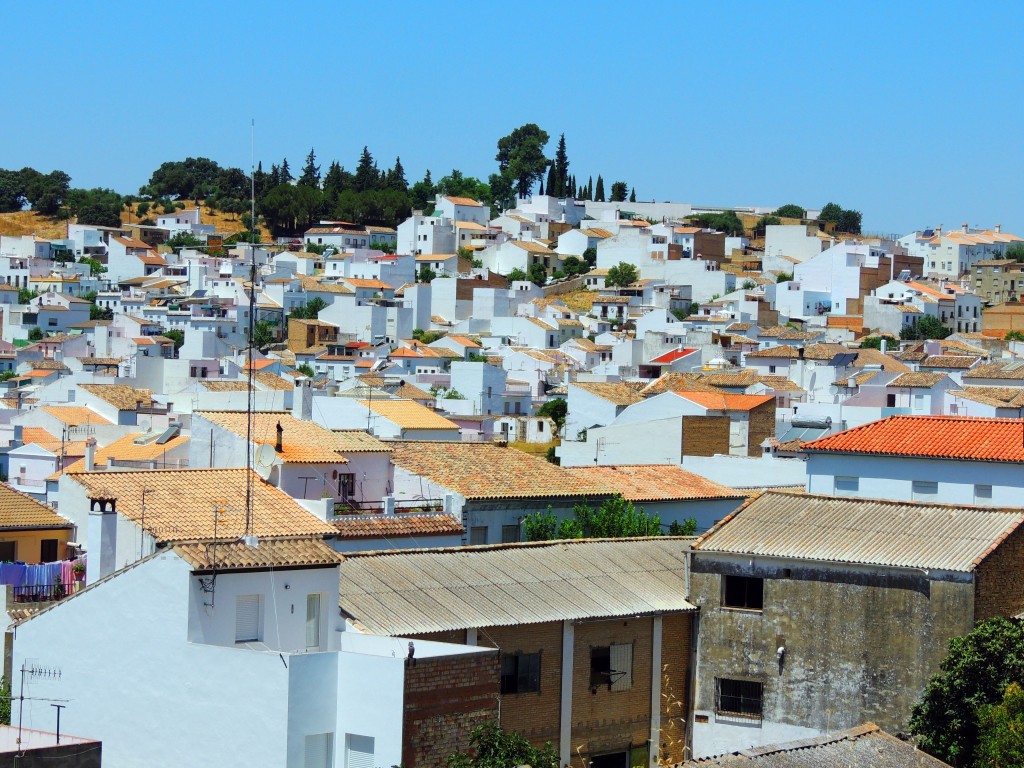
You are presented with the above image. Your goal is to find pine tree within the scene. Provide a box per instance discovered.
[323,161,346,199]
[595,175,605,202]
[553,133,569,197]
[253,161,268,201]
[354,147,376,193]
[279,158,292,183]
[629,187,636,203]
[388,156,407,191]
[269,163,281,188]
[298,148,321,188]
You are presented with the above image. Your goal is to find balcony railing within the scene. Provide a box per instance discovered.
[333,498,445,516]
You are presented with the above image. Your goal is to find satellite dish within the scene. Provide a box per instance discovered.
[254,443,277,480]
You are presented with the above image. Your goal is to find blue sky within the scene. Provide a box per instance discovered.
[6,1,1022,235]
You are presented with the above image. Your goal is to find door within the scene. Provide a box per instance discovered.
[306,593,322,650]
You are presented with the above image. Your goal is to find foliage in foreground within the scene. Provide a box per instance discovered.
[448,722,557,768]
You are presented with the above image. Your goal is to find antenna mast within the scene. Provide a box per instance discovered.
[244,118,257,537]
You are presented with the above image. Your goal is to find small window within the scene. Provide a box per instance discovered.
[501,652,541,694]
[834,476,859,495]
[716,678,763,718]
[722,575,764,611]
[469,526,488,545]
[974,484,993,503]
[0,542,16,562]
[912,480,939,501]
[40,539,59,563]
[501,524,520,544]
[886,393,897,407]
[235,594,262,643]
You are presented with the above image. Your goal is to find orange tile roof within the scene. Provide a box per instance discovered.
[572,381,646,407]
[79,384,155,410]
[41,406,113,426]
[342,277,393,290]
[674,392,775,411]
[67,468,336,543]
[196,412,351,464]
[359,400,460,431]
[444,196,483,207]
[53,433,191,478]
[388,442,614,500]
[563,465,744,502]
[802,415,1024,463]
[332,514,464,539]
[174,536,341,570]
[0,485,71,530]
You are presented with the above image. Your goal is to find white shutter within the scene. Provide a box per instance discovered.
[305,733,333,768]
[235,594,261,642]
[306,593,322,650]
[346,734,374,768]
[609,642,633,691]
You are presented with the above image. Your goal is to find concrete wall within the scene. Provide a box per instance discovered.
[690,553,975,757]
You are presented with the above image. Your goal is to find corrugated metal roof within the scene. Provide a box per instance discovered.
[339,538,696,635]
[693,491,1024,573]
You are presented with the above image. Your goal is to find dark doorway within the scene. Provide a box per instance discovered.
[590,752,627,768]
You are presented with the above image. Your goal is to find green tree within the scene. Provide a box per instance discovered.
[753,215,782,237]
[17,288,39,304]
[629,187,636,203]
[322,161,349,201]
[594,175,605,202]
[561,255,587,277]
[507,268,528,282]
[606,261,639,287]
[166,231,204,250]
[775,271,793,283]
[551,133,570,197]
[447,722,557,768]
[859,334,898,350]
[911,617,1024,766]
[410,169,435,212]
[668,519,698,536]
[297,364,315,378]
[773,204,805,219]
[496,123,550,197]
[64,187,124,227]
[259,184,323,235]
[80,257,106,276]
[290,296,328,320]
[976,682,1024,768]
[252,319,276,349]
[536,397,567,432]
[136,201,150,217]
[609,181,628,203]
[687,211,746,236]
[142,157,224,199]
[1004,244,1024,263]
[164,329,185,351]
[487,170,516,213]
[582,247,597,267]
[23,169,71,215]
[901,314,952,340]
[0,677,9,725]
[386,156,407,192]
[1005,331,1024,342]
[528,263,548,286]
[0,169,26,212]
[436,170,490,203]
[417,266,436,283]
[523,495,664,541]
[354,146,379,193]
[297,147,321,188]
[28,327,44,341]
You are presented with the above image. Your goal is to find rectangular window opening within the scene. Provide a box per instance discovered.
[722,575,764,611]
[716,678,763,718]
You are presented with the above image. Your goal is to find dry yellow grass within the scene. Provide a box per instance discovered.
[537,289,596,314]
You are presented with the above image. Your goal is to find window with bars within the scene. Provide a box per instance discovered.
[716,678,763,718]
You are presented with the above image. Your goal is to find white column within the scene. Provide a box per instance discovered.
[466,627,477,646]
[559,620,574,767]
[650,616,663,766]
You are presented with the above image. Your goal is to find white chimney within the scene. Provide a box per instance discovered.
[962,222,969,233]
[292,377,313,420]
[995,224,1002,233]
[84,437,97,472]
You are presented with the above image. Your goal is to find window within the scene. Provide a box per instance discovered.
[834,476,859,495]
[338,473,355,498]
[344,735,372,768]
[235,594,262,642]
[716,678,763,718]
[912,480,939,501]
[501,524,520,544]
[40,539,58,563]
[590,643,633,691]
[974,484,993,503]
[470,526,488,545]
[47,317,57,327]
[501,652,541,694]
[722,575,764,610]
[0,542,16,562]
[886,393,897,407]
[306,593,322,650]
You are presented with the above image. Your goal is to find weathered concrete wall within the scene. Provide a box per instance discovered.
[690,554,975,757]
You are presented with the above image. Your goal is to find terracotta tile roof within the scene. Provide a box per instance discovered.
[77,357,122,366]
[851,348,912,373]
[572,381,646,406]
[67,468,336,543]
[445,335,482,349]
[674,392,775,411]
[79,384,154,411]
[693,490,1024,573]
[920,355,979,369]
[640,373,721,396]
[888,372,948,388]
[0,485,71,530]
[509,240,554,254]
[253,371,292,391]
[802,342,854,360]
[55,434,190,477]
[40,406,113,426]
[342,277,393,290]
[756,376,804,392]
[964,361,1024,380]
[802,414,1024,462]
[196,412,351,464]
[298,275,354,295]
[564,465,745,503]
[31,360,70,371]
[444,196,483,207]
[388,441,614,500]
[360,400,460,431]
[699,370,761,388]
[174,536,340,570]
[199,380,251,392]
[332,514,464,539]
[746,345,800,359]
[950,387,1024,408]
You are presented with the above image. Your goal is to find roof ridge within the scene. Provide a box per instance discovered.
[341,534,696,559]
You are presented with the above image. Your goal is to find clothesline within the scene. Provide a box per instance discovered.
[0,556,87,593]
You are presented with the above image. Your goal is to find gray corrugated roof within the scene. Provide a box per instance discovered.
[679,722,950,767]
[339,538,696,635]
[693,491,1024,573]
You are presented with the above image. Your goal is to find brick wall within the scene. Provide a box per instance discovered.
[682,415,730,457]
[659,614,692,764]
[478,622,564,745]
[747,399,776,457]
[402,651,501,768]
[975,523,1024,621]
[570,619,654,761]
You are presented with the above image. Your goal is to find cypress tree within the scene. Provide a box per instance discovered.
[553,133,569,197]
[595,175,605,202]
[629,187,636,203]
[587,176,594,201]
[545,165,555,197]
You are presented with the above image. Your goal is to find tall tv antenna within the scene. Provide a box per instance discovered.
[244,118,257,537]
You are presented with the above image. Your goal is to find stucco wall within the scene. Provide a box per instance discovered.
[690,553,975,757]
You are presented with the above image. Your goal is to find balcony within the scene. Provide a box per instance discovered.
[333,498,445,516]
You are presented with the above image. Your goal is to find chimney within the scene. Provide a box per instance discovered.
[87,498,118,583]
[880,338,888,355]
[275,421,283,453]
[12,425,22,448]
[383,495,395,517]
[292,377,313,420]
[84,437,97,472]
[996,224,1002,233]
[962,222,969,234]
